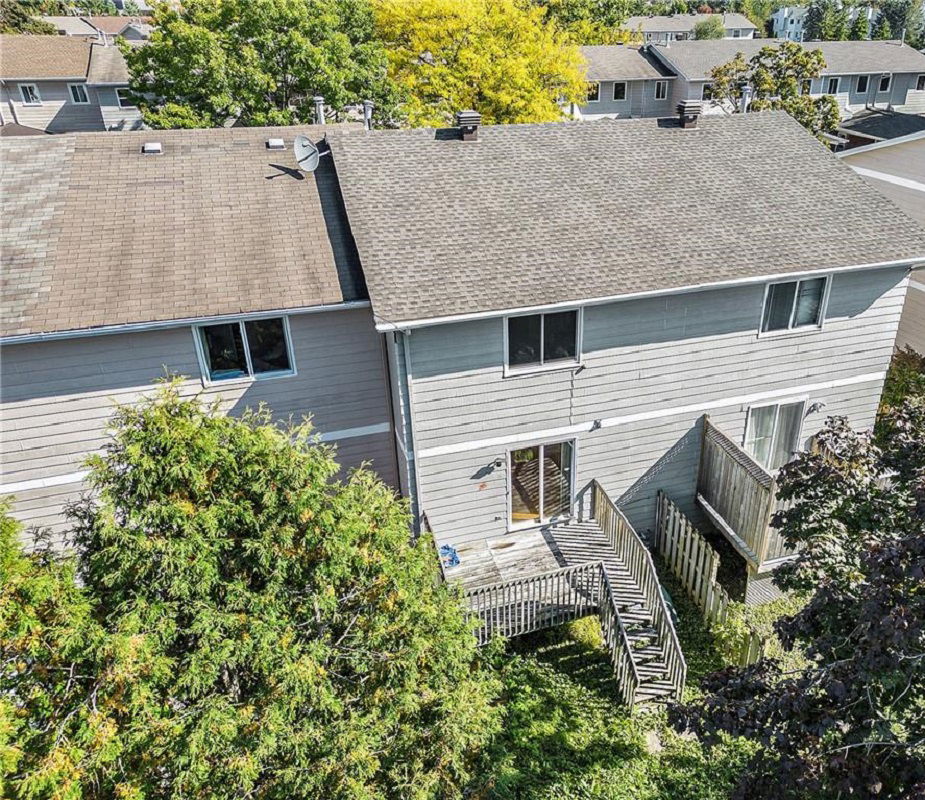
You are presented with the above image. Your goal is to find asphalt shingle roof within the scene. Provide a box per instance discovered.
[0,35,131,82]
[328,112,925,327]
[652,38,925,80]
[580,45,674,81]
[1,126,365,338]
[839,110,925,141]
[623,13,757,32]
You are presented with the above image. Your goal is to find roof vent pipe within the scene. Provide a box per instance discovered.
[455,109,481,141]
[677,100,702,129]
[313,95,325,125]
[141,141,163,154]
[362,99,374,131]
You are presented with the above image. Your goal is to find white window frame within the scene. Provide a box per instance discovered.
[507,438,577,531]
[732,28,742,37]
[612,81,627,102]
[18,83,41,105]
[587,82,600,103]
[856,74,869,94]
[654,80,668,100]
[916,74,925,92]
[701,83,713,101]
[503,307,583,377]
[878,73,892,93]
[68,83,90,104]
[826,76,840,95]
[192,314,297,386]
[758,275,831,337]
[743,397,808,473]
[116,87,135,108]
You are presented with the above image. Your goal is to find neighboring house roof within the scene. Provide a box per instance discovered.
[838,133,925,226]
[838,109,925,142]
[81,15,142,35]
[40,15,100,36]
[651,38,925,79]
[0,35,130,83]
[328,112,925,329]
[0,126,366,339]
[0,123,49,136]
[580,45,674,81]
[622,13,757,33]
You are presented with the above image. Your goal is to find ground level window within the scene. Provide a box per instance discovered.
[196,316,294,382]
[587,82,600,102]
[702,83,713,100]
[879,74,891,93]
[761,276,828,333]
[857,74,869,94]
[19,83,40,105]
[744,401,804,471]
[654,80,668,100]
[613,81,627,101]
[826,77,840,94]
[917,74,925,91]
[116,88,135,108]
[510,441,574,525]
[68,83,89,104]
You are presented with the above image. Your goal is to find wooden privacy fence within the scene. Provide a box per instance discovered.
[655,492,766,667]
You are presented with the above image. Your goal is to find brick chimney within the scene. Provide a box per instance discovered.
[677,100,703,129]
[455,109,481,141]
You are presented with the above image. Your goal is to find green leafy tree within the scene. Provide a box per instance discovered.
[534,0,642,44]
[693,14,726,38]
[671,400,925,800]
[122,0,399,129]
[872,12,893,38]
[741,0,776,34]
[709,41,840,140]
[1,386,500,798]
[0,0,56,32]
[849,7,870,39]
[121,0,140,14]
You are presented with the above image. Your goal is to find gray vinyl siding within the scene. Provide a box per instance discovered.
[578,79,675,119]
[897,280,925,353]
[0,81,142,132]
[407,266,907,552]
[94,85,144,130]
[1,307,397,544]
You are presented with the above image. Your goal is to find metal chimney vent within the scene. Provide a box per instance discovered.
[455,109,481,141]
[141,141,163,154]
[266,138,285,150]
[676,100,702,129]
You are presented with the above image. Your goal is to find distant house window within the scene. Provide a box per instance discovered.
[702,83,714,100]
[195,317,295,382]
[732,28,741,37]
[878,74,891,93]
[510,441,574,526]
[761,276,828,333]
[613,81,627,101]
[744,401,805,471]
[800,79,812,95]
[654,80,668,100]
[826,77,840,94]
[917,74,925,91]
[857,75,869,94]
[68,83,90,104]
[587,83,600,102]
[116,88,135,108]
[506,310,579,372]
[18,84,40,105]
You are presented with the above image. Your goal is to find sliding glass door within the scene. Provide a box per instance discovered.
[509,441,574,527]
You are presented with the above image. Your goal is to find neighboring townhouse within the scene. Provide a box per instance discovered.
[837,108,925,147]
[648,38,925,116]
[772,4,877,41]
[0,35,143,133]
[0,126,398,546]
[79,15,153,42]
[621,12,757,42]
[40,16,102,39]
[839,132,925,353]
[574,45,676,119]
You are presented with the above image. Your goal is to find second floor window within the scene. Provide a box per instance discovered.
[917,74,925,91]
[196,317,294,382]
[19,84,40,105]
[69,84,90,104]
[744,401,805,471]
[587,83,600,102]
[507,310,579,371]
[879,74,891,93]
[116,88,135,108]
[857,74,869,94]
[702,83,714,100]
[761,276,828,333]
[613,82,627,101]
[826,77,840,94]
[655,80,668,100]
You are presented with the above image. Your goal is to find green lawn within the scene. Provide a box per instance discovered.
[471,568,755,800]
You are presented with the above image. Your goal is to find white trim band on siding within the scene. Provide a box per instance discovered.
[1,300,372,345]
[848,166,925,194]
[415,371,887,459]
[373,259,923,332]
[0,423,392,494]
[909,279,925,293]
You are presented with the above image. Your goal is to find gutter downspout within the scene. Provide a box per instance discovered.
[397,330,423,533]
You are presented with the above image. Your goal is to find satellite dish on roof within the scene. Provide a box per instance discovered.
[293,134,320,172]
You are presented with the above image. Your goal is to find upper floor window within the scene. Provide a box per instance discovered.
[826,76,840,94]
[19,84,40,105]
[744,401,805,471]
[587,83,600,102]
[613,81,627,101]
[917,74,925,91]
[857,74,869,94]
[761,276,828,333]
[878,74,891,93]
[702,83,714,100]
[68,83,90,104]
[732,28,741,37]
[195,316,294,383]
[654,80,668,100]
[506,310,579,372]
[116,88,135,108]
[800,78,812,95]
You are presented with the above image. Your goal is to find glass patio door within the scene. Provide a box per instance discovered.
[509,441,574,527]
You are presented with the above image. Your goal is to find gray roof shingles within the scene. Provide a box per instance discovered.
[1,126,365,338]
[623,12,757,32]
[580,45,674,81]
[329,112,925,327]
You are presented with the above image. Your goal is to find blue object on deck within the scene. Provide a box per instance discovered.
[439,544,460,568]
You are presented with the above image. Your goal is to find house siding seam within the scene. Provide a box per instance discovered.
[897,276,925,353]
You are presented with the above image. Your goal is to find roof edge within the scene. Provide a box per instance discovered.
[374,257,924,332]
[837,130,925,156]
[1,300,371,346]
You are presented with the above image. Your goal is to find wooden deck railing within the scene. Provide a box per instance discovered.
[597,569,641,706]
[591,481,686,700]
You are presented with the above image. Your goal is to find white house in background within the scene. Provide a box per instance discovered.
[41,15,153,42]
[647,38,925,117]
[772,5,877,41]
[574,45,676,119]
[0,35,143,133]
[621,13,758,42]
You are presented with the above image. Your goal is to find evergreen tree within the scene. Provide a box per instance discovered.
[830,2,850,38]
[849,6,870,39]
[871,13,893,38]
[803,0,830,39]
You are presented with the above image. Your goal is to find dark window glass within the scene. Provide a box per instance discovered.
[793,278,825,327]
[655,80,667,100]
[587,82,600,102]
[879,74,891,92]
[510,446,541,524]
[508,315,541,367]
[543,311,578,362]
[702,83,713,100]
[543,441,573,519]
[800,79,812,95]
[613,82,627,101]
[827,77,839,94]
[857,75,869,94]
[771,402,804,470]
[200,323,248,380]
[761,282,797,332]
[245,318,291,374]
[917,74,925,91]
